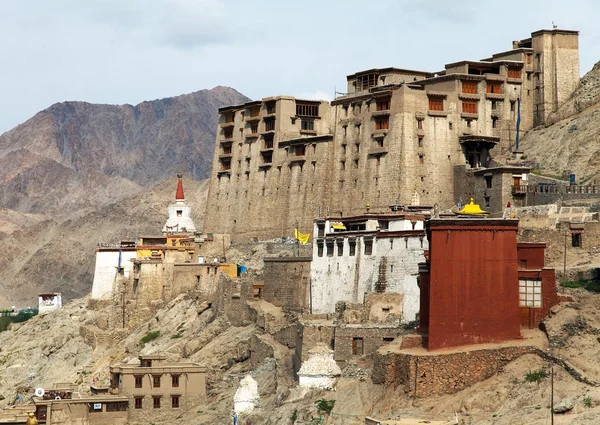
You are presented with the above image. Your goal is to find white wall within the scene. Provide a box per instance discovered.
[311,218,427,322]
[91,251,136,300]
[38,294,62,313]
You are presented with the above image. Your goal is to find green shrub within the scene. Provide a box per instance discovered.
[0,309,38,332]
[584,396,592,408]
[141,330,161,344]
[525,369,548,384]
[316,399,335,416]
[560,280,587,288]
[290,409,297,422]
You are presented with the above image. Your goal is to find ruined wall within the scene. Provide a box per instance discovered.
[334,326,402,364]
[262,257,311,313]
[371,346,538,397]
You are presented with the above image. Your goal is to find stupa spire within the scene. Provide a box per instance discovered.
[175,172,185,201]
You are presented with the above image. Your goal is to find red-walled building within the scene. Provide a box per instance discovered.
[418,218,558,351]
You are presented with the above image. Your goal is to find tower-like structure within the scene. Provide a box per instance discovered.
[163,173,196,233]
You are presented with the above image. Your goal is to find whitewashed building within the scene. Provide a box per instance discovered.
[311,211,428,322]
[38,293,62,313]
[91,244,137,300]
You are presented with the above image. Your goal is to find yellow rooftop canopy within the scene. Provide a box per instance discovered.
[458,198,488,215]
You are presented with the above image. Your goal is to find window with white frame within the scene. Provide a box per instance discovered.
[519,279,542,308]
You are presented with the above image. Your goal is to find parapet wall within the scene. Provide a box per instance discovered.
[372,345,538,397]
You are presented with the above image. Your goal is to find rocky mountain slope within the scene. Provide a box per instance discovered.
[0,86,248,216]
[0,85,248,307]
[1,286,600,424]
[0,177,209,308]
[520,61,600,183]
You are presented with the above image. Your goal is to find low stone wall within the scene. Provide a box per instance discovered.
[372,345,538,397]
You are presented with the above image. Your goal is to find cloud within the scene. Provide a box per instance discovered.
[295,90,333,102]
[74,0,243,49]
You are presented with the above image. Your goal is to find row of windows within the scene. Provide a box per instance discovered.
[134,374,180,389]
[317,239,372,257]
[341,98,391,116]
[134,395,180,409]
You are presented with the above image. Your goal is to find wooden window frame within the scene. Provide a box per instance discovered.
[375,117,389,130]
[428,97,444,111]
[462,102,478,114]
[462,81,478,94]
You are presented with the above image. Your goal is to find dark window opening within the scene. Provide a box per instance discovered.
[172,375,180,387]
[264,119,275,132]
[326,241,334,257]
[135,375,143,388]
[153,396,161,409]
[337,240,344,256]
[376,99,390,111]
[172,395,180,409]
[352,337,364,355]
[301,120,314,131]
[349,240,356,256]
[485,176,492,188]
[153,375,161,388]
[296,102,319,117]
[572,233,582,248]
[317,241,324,257]
[484,196,491,208]
[135,397,143,409]
[364,239,373,255]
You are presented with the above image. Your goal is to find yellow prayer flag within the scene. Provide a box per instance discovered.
[294,228,310,245]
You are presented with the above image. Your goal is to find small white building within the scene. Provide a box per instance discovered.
[311,211,429,322]
[298,344,341,390]
[233,375,259,414]
[38,293,62,313]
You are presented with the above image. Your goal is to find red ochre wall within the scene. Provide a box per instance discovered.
[517,243,546,269]
[426,219,521,350]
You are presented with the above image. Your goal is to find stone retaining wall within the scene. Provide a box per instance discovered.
[372,345,538,397]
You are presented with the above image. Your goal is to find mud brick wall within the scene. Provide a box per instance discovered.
[262,257,312,313]
[334,326,402,364]
[372,345,538,397]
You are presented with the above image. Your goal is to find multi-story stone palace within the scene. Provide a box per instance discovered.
[204,29,579,240]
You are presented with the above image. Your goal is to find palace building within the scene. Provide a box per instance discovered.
[204,29,579,241]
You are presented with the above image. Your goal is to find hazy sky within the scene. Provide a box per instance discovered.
[1,0,598,133]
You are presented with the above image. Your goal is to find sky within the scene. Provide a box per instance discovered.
[1,0,599,133]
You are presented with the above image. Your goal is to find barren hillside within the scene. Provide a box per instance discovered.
[0,177,209,308]
[520,61,600,183]
[1,286,600,424]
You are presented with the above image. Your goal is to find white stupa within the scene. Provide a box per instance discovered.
[234,375,259,414]
[297,344,342,390]
[163,173,197,233]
